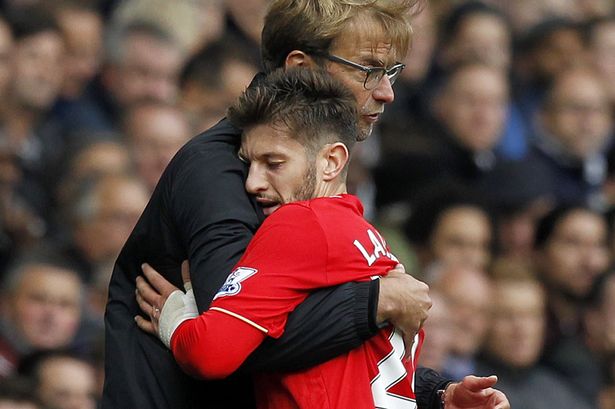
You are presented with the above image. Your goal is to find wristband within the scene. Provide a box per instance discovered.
[158,288,198,348]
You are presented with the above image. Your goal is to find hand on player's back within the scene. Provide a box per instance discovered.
[377,264,431,355]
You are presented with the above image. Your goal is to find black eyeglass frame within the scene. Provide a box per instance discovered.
[314,52,406,90]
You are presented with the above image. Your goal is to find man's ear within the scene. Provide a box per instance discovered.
[285,50,318,69]
[320,142,349,182]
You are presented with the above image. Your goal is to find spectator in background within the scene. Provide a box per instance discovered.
[377,1,436,159]
[418,291,454,376]
[123,101,191,192]
[375,62,510,208]
[61,20,185,134]
[514,18,585,124]
[54,139,132,224]
[2,8,65,228]
[178,33,259,133]
[429,62,509,174]
[403,186,493,275]
[0,376,44,409]
[432,265,493,380]
[586,16,615,106]
[0,261,82,377]
[585,270,615,409]
[18,350,97,409]
[428,1,530,159]
[528,66,613,207]
[110,0,226,56]
[533,205,609,406]
[51,0,102,103]
[433,1,512,72]
[476,276,594,409]
[224,0,268,46]
[54,174,149,284]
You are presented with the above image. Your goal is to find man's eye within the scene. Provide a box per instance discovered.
[267,162,283,170]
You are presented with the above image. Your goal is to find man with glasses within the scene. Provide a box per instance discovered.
[102,1,498,408]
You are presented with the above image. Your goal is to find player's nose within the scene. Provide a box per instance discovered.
[245,165,267,194]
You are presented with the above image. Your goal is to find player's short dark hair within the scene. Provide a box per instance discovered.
[227,67,359,154]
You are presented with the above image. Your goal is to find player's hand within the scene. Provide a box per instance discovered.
[135,262,190,336]
[377,264,431,355]
[443,375,510,409]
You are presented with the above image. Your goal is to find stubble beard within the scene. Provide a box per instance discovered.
[292,161,317,202]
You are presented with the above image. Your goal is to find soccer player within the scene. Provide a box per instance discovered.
[135,68,510,409]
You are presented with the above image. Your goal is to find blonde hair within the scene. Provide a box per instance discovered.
[261,0,419,72]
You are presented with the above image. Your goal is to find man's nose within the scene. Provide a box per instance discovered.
[372,75,395,104]
[245,166,267,194]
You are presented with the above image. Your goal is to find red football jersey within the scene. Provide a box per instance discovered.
[210,194,424,409]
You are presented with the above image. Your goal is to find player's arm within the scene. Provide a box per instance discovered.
[135,262,267,379]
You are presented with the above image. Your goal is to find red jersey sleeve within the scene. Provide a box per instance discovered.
[170,309,266,379]
[210,203,329,338]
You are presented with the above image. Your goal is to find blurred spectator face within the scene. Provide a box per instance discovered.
[125,104,191,191]
[181,58,257,133]
[57,141,132,209]
[194,0,225,50]
[532,26,584,81]
[434,64,508,152]
[434,266,492,356]
[497,200,552,261]
[418,292,453,372]
[430,206,492,270]
[105,32,183,106]
[4,265,81,350]
[56,8,102,99]
[70,141,132,181]
[585,273,615,356]
[11,30,64,110]
[73,175,149,264]
[400,3,435,83]
[541,68,612,159]
[225,0,268,44]
[0,20,13,100]
[441,13,511,70]
[37,357,96,409]
[485,280,546,368]
[536,209,609,298]
[589,19,615,102]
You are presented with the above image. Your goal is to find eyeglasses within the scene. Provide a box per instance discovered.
[316,53,406,90]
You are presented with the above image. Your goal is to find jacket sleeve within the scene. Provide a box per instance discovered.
[415,366,452,409]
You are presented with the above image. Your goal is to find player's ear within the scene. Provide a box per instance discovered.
[285,50,318,69]
[320,142,349,182]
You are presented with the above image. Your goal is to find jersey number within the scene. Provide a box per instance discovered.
[370,329,418,409]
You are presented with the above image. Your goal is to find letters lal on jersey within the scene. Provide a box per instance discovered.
[353,229,398,266]
[214,267,258,300]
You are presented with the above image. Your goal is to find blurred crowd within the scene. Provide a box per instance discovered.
[0,0,614,408]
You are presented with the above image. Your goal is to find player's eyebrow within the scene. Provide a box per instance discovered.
[258,152,287,161]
